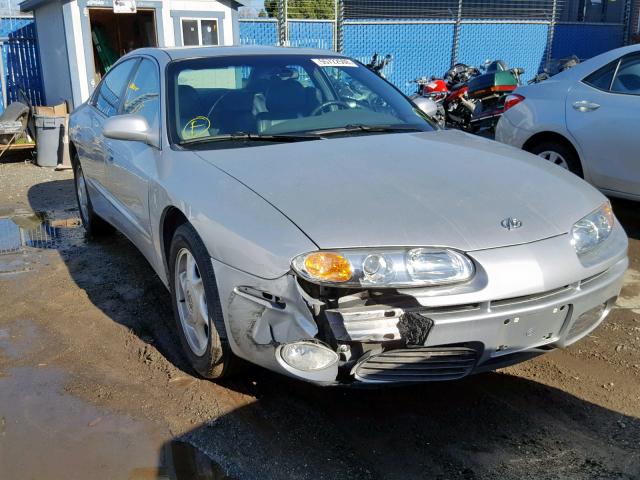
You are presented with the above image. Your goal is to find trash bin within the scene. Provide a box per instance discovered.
[34,114,65,167]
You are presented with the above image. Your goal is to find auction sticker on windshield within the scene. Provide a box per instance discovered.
[311,58,357,68]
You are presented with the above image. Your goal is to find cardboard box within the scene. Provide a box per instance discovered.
[34,103,68,116]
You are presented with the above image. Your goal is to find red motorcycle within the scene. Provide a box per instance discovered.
[410,63,479,130]
[413,61,523,132]
[409,77,448,126]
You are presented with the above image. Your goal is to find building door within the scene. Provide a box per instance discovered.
[88,8,158,84]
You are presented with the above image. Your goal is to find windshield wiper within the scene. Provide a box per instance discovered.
[177,131,322,147]
[309,124,426,136]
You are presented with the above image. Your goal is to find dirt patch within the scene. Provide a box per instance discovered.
[0,161,639,479]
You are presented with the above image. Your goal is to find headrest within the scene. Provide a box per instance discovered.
[265,80,306,113]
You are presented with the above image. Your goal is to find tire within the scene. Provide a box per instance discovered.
[73,156,114,237]
[169,223,240,379]
[527,140,583,177]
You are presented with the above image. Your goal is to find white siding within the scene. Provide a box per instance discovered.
[168,0,234,45]
[33,1,73,105]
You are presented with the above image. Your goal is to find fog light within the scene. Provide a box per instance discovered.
[578,303,607,323]
[569,302,608,339]
[280,342,338,371]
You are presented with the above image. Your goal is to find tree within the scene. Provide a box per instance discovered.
[264,0,334,19]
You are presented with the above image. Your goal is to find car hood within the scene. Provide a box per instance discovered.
[196,129,606,251]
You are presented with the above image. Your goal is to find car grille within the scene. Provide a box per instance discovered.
[354,346,478,383]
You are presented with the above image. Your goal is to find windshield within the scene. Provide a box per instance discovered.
[166,54,434,146]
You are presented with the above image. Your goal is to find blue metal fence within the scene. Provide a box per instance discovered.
[239,18,626,94]
[0,17,43,113]
[344,21,454,93]
[0,17,626,115]
[457,22,550,84]
[238,19,279,46]
[289,20,334,50]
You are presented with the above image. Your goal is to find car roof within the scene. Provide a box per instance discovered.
[551,44,640,83]
[129,45,347,62]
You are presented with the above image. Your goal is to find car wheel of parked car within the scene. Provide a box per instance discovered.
[169,223,239,379]
[73,157,113,236]
[528,141,583,177]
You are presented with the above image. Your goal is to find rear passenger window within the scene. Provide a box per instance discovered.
[583,60,618,91]
[93,59,137,117]
[611,54,640,95]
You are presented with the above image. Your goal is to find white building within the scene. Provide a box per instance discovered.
[19,0,242,107]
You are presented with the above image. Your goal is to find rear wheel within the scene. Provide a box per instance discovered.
[527,140,583,177]
[169,223,240,379]
[73,157,113,236]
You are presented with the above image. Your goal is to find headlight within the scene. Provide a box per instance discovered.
[571,202,614,255]
[292,247,474,288]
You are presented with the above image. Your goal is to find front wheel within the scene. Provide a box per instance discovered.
[169,223,240,379]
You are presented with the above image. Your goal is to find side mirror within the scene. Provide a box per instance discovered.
[413,96,439,122]
[103,114,159,148]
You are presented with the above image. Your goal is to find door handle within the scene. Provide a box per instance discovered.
[105,145,114,162]
[572,101,600,112]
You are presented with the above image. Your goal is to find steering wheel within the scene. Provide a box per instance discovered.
[206,92,227,120]
[311,101,351,116]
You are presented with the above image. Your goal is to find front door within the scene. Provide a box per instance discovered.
[103,57,161,249]
[566,53,640,197]
[81,58,138,214]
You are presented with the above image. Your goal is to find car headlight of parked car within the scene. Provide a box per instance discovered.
[571,202,615,255]
[292,247,475,288]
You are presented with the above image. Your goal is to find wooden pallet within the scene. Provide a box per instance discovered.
[0,142,35,151]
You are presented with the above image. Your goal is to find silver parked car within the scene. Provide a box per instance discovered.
[69,46,627,385]
[496,45,640,200]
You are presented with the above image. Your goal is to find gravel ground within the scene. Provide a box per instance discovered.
[0,160,639,480]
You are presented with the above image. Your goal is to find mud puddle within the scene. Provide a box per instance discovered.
[0,210,85,274]
[0,210,84,254]
[0,309,230,479]
[0,366,228,479]
[0,366,165,479]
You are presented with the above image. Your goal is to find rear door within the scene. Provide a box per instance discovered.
[566,53,640,197]
[103,57,161,248]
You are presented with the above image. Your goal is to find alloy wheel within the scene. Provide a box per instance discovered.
[538,150,569,170]
[174,248,210,356]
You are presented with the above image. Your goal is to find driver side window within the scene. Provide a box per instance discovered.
[122,59,160,130]
[92,59,137,117]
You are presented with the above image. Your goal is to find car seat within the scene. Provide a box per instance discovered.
[256,80,307,132]
[210,90,261,134]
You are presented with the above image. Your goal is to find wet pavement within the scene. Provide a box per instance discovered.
[0,318,229,480]
[0,366,164,479]
[0,161,638,479]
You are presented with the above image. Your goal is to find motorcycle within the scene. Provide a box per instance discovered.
[440,63,481,130]
[465,59,524,133]
[529,55,580,84]
[413,60,523,132]
[366,53,393,79]
[408,64,480,128]
[408,77,448,127]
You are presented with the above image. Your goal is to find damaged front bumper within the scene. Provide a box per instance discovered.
[212,236,628,385]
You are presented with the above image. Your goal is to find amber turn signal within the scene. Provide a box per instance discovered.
[303,252,353,283]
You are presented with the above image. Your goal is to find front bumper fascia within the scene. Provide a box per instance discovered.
[211,229,628,385]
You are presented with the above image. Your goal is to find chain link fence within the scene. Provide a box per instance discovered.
[239,0,629,93]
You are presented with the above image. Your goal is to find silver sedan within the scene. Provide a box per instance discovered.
[69,46,627,385]
[496,45,640,200]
